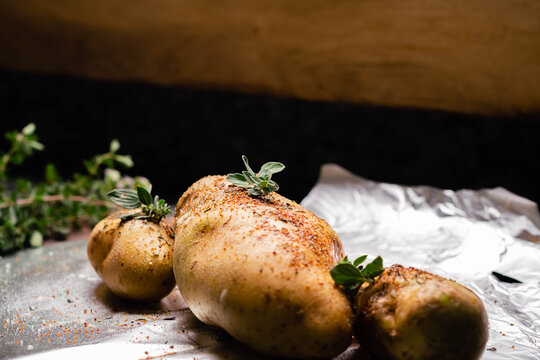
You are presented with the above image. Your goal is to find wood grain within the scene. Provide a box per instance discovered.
[1,0,539,115]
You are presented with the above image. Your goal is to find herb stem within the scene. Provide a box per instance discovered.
[87,153,112,175]
[0,195,109,210]
[0,147,17,176]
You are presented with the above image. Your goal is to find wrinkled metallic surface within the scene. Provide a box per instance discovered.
[302,164,540,359]
[1,164,539,359]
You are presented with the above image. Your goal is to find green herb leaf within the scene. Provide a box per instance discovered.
[242,155,255,175]
[28,140,44,151]
[330,255,385,297]
[109,139,120,153]
[107,189,141,209]
[45,164,59,183]
[353,255,367,266]
[22,123,36,135]
[8,206,17,225]
[0,125,159,255]
[107,186,171,224]
[265,179,279,193]
[227,155,285,197]
[362,256,384,278]
[247,187,262,196]
[330,263,363,285]
[29,231,43,247]
[114,155,134,168]
[242,170,260,185]
[137,185,152,206]
[226,173,250,187]
[259,162,285,178]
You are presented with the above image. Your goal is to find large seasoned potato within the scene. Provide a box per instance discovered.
[173,176,353,359]
[355,265,489,360]
[87,211,176,301]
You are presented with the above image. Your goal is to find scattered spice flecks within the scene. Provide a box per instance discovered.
[3,288,182,350]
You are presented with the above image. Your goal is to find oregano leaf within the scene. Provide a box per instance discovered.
[227,155,284,197]
[110,139,120,153]
[107,189,141,209]
[29,231,43,247]
[353,255,367,267]
[362,256,384,278]
[260,162,285,176]
[242,155,255,175]
[330,263,363,285]
[330,255,385,297]
[137,185,152,206]
[22,123,36,135]
[227,173,250,187]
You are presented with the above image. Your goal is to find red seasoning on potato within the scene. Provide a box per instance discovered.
[173,174,354,359]
[354,265,489,360]
[87,186,176,301]
[87,213,175,301]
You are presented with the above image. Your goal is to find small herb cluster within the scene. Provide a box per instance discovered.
[226,155,285,196]
[107,186,171,223]
[0,124,149,255]
[330,255,384,296]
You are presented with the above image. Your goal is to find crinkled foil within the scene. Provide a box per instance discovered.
[301,164,540,359]
[1,164,539,359]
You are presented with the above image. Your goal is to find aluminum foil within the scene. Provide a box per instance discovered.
[301,164,540,359]
[1,164,539,359]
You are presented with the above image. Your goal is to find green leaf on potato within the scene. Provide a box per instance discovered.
[107,189,141,209]
[137,185,152,206]
[226,155,285,197]
[330,255,384,297]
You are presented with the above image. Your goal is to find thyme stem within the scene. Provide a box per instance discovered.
[0,195,109,210]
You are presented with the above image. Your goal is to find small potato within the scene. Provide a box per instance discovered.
[355,265,489,360]
[87,211,175,301]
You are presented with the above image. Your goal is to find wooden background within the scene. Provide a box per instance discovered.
[1,0,539,206]
[1,0,540,115]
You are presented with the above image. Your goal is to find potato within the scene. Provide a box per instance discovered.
[87,211,176,301]
[355,265,489,360]
[173,176,354,359]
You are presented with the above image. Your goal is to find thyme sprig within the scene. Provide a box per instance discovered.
[0,124,148,255]
[226,155,285,196]
[0,123,43,179]
[330,255,384,296]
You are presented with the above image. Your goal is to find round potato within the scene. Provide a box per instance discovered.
[87,211,175,301]
[355,265,489,360]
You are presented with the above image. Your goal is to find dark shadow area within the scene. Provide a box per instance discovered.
[1,70,538,206]
[93,283,188,314]
[93,282,164,313]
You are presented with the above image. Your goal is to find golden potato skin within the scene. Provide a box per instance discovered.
[355,265,489,360]
[87,212,175,301]
[173,176,353,359]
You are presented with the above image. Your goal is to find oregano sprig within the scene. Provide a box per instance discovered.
[84,139,134,176]
[0,124,145,255]
[107,185,171,223]
[226,155,285,196]
[330,255,384,296]
[0,123,43,181]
